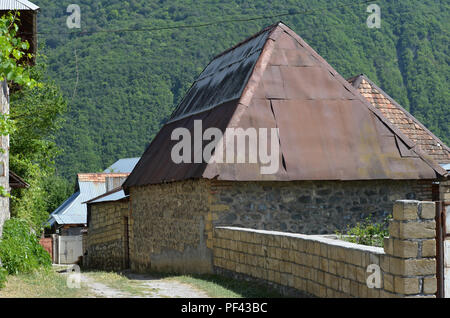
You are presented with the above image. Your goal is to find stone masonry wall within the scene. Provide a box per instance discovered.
[0,80,9,237]
[127,178,433,274]
[86,200,130,271]
[211,180,430,235]
[129,179,213,274]
[213,200,437,298]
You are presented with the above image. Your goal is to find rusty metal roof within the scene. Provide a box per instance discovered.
[348,74,450,165]
[9,170,29,189]
[123,22,447,192]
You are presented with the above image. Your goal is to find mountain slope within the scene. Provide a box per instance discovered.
[31,0,449,178]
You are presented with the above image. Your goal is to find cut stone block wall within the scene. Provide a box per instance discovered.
[85,200,130,271]
[213,200,437,298]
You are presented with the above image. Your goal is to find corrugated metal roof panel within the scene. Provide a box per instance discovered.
[104,158,140,173]
[47,180,106,226]
[0,0,39,10]
[89,189,127,204]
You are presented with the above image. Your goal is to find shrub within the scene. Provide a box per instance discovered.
[0,265,6,288]
[0,218,51,276]
[336,215,391,247]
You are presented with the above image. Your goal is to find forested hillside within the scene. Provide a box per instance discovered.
[31,0,449,178]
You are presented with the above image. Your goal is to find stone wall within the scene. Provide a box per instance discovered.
[211,180,431,234]
[0,80,9,237]
[85,200,130,271]
[126,178,433,274]
[213,200,437,298]
[129,179,213,274]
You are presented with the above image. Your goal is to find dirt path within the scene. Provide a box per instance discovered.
[124,273,209,298]
[55,266,208,298]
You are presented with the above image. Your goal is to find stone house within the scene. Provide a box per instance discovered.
[86,22,448,273]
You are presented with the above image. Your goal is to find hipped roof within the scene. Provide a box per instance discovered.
[123,22,447,192]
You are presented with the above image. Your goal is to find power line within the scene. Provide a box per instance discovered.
[30,0,376,36]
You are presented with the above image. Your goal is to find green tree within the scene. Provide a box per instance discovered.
[9,58,68,231]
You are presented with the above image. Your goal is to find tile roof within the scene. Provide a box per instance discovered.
[348,74,450,165]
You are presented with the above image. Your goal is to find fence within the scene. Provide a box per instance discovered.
[213,200,437,298]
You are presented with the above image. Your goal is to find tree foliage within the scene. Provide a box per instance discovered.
[9,58,70,231]
[28,0,449,178]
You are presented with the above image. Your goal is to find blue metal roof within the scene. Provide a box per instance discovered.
[89,189,128,204]
[47,180,106,226]
[103,157,140,173]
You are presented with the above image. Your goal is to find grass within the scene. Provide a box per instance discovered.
[0,266,94,298]
[0,266,285,298]
[165,274,285,298]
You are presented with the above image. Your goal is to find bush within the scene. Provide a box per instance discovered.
[0,218,51,276]
[336,215,391,247]
[0,266,6,288]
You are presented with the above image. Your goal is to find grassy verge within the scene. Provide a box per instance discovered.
[165,274,285,298]
[0,267,94,298]
[84,271,160,297]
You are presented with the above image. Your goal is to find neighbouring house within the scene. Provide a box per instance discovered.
[85,22,447,274]
[0,0,39,236]
[47,158,139,236]
[46,158,138,264]
[84,187,130,270]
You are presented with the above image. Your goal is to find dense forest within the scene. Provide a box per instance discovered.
[30,0,449,179]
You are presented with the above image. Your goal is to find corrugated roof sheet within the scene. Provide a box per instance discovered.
[103,158,140,173]
[47,178,107,226]
[85,187,128,204]
[0,0,39,10]
[123,22,447,191]
[348,74,450,165]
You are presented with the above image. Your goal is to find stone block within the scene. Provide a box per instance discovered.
[390,258,436,276]
[422,239,436,257]
[383,273,394,292]
[423,277,437,294]
[419,201,435,220]
[393,201,419,220]
[394,277,420,295]
[398,221,435,239]
[393,239,419,258]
